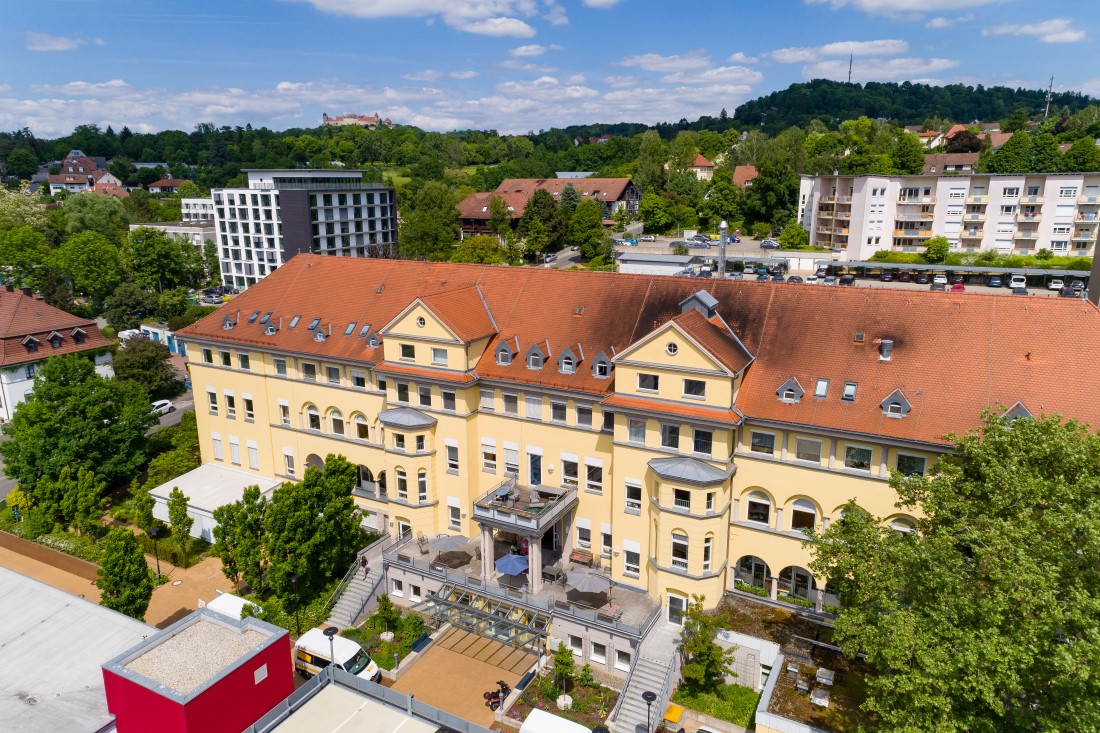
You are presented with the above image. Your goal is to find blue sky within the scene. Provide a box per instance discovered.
[2,0,1098,137]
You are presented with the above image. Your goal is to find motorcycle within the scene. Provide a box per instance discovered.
[483,679,512,710]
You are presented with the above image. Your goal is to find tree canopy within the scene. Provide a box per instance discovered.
[97,528,154,620]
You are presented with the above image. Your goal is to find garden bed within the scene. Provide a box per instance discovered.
[507,671,619,731]
[341,594,425,670]
[769,649,870,732]
[672,683,760,728]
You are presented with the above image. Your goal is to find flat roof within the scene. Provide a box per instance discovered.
[267,684,439,733]
[0,567,152,733]
[843,261,1091,276]
[617,253,696,264]
[148,463,281,511]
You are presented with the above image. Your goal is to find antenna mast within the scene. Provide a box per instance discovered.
[1044,74,1055,120]
[848,53,853,83]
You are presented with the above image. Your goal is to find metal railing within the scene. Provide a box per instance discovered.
[323,533,393,615]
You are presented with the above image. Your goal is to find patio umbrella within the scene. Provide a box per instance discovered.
[567,570,612,602]
[430,534,470,553]
[495,553,529,576]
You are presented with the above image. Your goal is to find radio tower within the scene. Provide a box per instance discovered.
[848,53,853,83]
[1044,75,1055,119]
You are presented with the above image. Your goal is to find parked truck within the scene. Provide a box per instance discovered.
[293,627,382,682]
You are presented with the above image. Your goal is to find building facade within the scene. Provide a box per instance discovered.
[211,170,398,291]
[182,197,216,221]
[179,256,1100,631]
[129,220,215,253]
[799,172,1100,260]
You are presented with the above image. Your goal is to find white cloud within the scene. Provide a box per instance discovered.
[806,0,1008,14]
[770,39,907,63]
[603,75,641,88]
[500,59,557,73]
[983,18,1085,44]
[511,43,547,56]
[403,69,442,81]
[458,17,536,37]
[926,13,975,28]
[565,74,586,84]
[727,52,758,64]
[616,51,712,72]
[542,0,568,25]
[31,79,131,96]
[661,66,763,85]
[288,0,543,36]
[25,32,90,52]
[804,56,960,82]
[449,70,478,79]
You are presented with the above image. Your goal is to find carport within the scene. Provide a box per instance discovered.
[839,261,1090,287]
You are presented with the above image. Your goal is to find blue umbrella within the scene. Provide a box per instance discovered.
[495,553,529,576]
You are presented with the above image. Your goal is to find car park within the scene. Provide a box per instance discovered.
[987,276,1003,288]
[1047,278,1065,291]
[202,295,223,305]
[759,239,780,249]
[151,400,176,415]
[915,274,930,284]
[816,267,828,278]
[1012,286,1029,295]
[950,283,966,293]
[879,272,894,282]
[1058,286,1078,298]
[771,273,785,282]
[951,275,965,285]
[728,272,743,280]
[930,282,947,292]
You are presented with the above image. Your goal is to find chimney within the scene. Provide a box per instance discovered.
[4,284,13,293]
[21,287,32,297]
[880,339,894,361]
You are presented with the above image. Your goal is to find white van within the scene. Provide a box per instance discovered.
[294,627,381,682]
[1009,274,1027,289]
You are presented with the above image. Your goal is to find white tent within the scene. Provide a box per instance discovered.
[150,463,281,542]
[520,708,591,733]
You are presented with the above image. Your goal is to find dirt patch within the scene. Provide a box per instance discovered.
[713,596,821,657]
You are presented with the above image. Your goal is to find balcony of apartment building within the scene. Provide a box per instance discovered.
[833,211,851,221]
[892,228,933,238]
[1014,230,1039,241]
[895,212,934,221]
[1072,229,1097,242]
[821,195,836,203]
[963,212,986,222]
[835,195,852,204]
[898,194,936,204]
[1078,194,1100,205]
[961,229,984,239]
[1017,211,1042,223]
[1020,194,1045,205]
[471,477,578,540]
[966,194,989,204]
[382,532,661,638]
[816,225,834,235]
[817,210,834,219]
[1077,212,1100,223]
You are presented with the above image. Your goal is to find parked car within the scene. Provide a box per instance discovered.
[787,275,803,283]
[951,275,965,285]
[823,275,837,285]
[771,273,785,282]
[950,283,966,293]
[729,236,741,243]
[1012,286,1029,295]
[728,272,743,280]
[933,274,948,285]
[838,275,855,286]
[930,282,947,292]
[987,276,1003,288]
[805,275,819,284]
[1071,279,1086,292]
[639,234,656,242]
[1009,274,1028,289]
[915,274,930,284]
[816,268,828,278]
[690,234,710,243]
[151,400,176,415]
[897,272,911,282]
[755,273,769,281]
[1047,278,1065,291]
[759,239,780,249]
[879,272,894,282]
[202,295,223,305]
[1058,286,1078,298]
[543,253,556,263]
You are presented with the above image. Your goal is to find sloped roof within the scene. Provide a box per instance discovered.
[732,165,758,187]
[90,183,129,198]
[945,123,970,139]
[180,255,1100,446]
[48,174,90,185]
[418,285,497,343]
[148,178,181,189]
[691,154,714,168]
[648,456,736,486]
[922,153,980,174]
[602,394,743,425]
[984,131,1014,149]
[0,289,110,367]
[377,407,437,429]
[456,191,528,221]
[494,178,634,202]
[669,308,753,375]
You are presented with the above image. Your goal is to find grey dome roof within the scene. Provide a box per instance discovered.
[377,407,437,429]
[648,456,735,486]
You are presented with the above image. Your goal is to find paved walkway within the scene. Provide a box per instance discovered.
[145,554,236,628]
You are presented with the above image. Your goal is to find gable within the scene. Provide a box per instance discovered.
[382,302,461,342]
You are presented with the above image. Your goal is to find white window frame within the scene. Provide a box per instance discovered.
[431,347,448,366]
[590,642,607,665]
[482,441,497,473]
[843,444,873,472]
[525,395,542,420]
[615,650,631,671]
[896,452,927,476]
[391,579,404,597]
[449,505,461,530]
[795,437,822,464]
[682,379,706,400]
[627,418,646,444]
[637,373,659,393]
[750,430,775,456]
[625,480,642,514]
[584,460,603,494]
[671,533,689,570]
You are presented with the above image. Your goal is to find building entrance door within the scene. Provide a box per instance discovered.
[668,594,687,625]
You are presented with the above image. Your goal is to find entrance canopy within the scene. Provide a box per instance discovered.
[412,584,549,655]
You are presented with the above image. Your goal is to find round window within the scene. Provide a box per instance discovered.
[666,342,679,356]
[416,317,426,328]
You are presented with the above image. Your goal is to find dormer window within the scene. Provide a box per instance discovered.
[71,328,86,345]
[560,355,574,374]
[49,334,63,349]
[366,333,381,348]
[777,377,805,404]
[880,389,912,418]
[592,353,612,379]
[495,343,514,366]
[22,336,39,353]
[528,352,542,369]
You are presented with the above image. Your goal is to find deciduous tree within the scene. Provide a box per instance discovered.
[923,236,950,264]
[0,184,48,233]
[213,485,267,592]
[125,227,205,291]
[570,198,610,260]
[103,282,158,331]
[167,486,194,552]
[777,221,810,250]
[63,193,129,243]
[679,595,735,693]
[890,132,926,175]
[6,147,38,180]
[97,528,154,620]
[52,231,124,304]
[451,234,507,264]
[398,181,459,261]
[113,336,179,397]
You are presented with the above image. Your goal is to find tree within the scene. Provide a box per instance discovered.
[946,129,985,154]
[132,483,156,531]
[176,180,204,199]
[202,240,221,285]
[634,130,666,194]
[398,181,459,261]
[103,282,158,331]
[213,485,267,592]
[6,148,39,180]
[810,411,1100,732]
[113,336,178,397]
[559,182,579,213]
[923,236,950,264]
[157,287,192,321]
[452,234,507,264]
[521,218,548,258]
[0,226,51,287]
[985,131,1032,174]
[570,199,610,260]
[552,641,576,691]
[673,242,689,256]
[166,486,194,552]
[740,161,797,227]
[1028,132,1061,173]
[0,354,159,496]
[520,188,567,251]
[890,133,926,175]
[125,227,205,291]
[486,195,514,242]
[679,595,735,694]
[777,221,810,250]
[639,191,676,233]
[63,193,129,243]
[0,184,48,233]
[97,528,154,621]
[52,231,124,304]
[1003,107,1031,133]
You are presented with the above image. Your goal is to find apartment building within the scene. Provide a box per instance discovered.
[181,197,215,221]
[799,172,1100,260]
[178,255,1100,679]
[211,170,398,291]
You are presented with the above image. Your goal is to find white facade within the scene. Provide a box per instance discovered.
[128,220,215,252]
[0,352,112,422]
[181,197,215,221]
[800,173,1100,261]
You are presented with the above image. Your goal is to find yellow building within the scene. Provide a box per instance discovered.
[179,255,1100,655]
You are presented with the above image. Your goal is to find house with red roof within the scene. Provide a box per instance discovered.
[688,154,715,180]
[732,165,759,188]
[148,176,183,194]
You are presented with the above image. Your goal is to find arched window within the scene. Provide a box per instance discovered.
[417,470,428,502]
[305,405,321,431]
[329,409,344,436]
[791,499,818,532]
[560,355,574,374]
[890,516,917,535]
[746,491,771,524]
[395,469,408,500]
[528,351,542,369]
[354,414,369,441]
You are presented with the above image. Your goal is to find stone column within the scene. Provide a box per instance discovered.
[774,507,783,531]
[814,588,824,613]
[769,576,778,600]
[528,538,542,594]
[561,515,574,557]
[480,523,493,579]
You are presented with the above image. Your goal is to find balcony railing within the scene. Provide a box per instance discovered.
[1020,195,1044,204]
[1072,232,1096,241]
[1077,213,1099,222]
[1014,231,1038,240]
[963,213,985,221]
[471,477,577,535]
[893,229,934,238]
[1017,213,1042,222]
[898,196,935,204]
[966,195,989,204]
[1078,195,1100,205]
[896,213,934,221]
[961,230,984,238]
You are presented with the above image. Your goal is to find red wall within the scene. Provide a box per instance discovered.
[104,632,295,733]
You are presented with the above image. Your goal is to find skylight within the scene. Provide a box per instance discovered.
[307,317,321,330]
[289,315,301,328]
[344,322,357,336]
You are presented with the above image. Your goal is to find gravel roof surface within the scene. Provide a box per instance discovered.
[125,619,267,694]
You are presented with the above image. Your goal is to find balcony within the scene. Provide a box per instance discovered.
[817,210,834,219]
[1017,212,1042,223]
[1077,213,1100,222]
[966,195,989,204]
[960,229,984,239]
[472,477,577,536]
[963,213,985,222]
[1073,231,1096,241]
[816,226,833,235]
[895,212,934,221]
[822,195,836,203]
[893,229,934,238]
[833,227,849,236]
[1020,195,1044,204]
[1078,195,1100,205]
[834,211,851,220]
[898,196,936,204]
[1014,231,1038,240]
[836,196,852,204]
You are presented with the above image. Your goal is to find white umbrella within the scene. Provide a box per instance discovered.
[567,570,611,597]
[430,534,470,552]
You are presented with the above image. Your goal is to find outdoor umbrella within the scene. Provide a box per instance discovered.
[567,570,612,601]
[495,553,529,576]
[430,534,470,553]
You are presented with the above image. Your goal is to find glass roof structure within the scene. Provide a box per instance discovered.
[412,584,549,654]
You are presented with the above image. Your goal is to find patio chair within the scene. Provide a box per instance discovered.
[416,533,430,555]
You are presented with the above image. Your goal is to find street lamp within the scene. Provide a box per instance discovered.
[642,690,657,733]
[718,219,729,279]
[147,526,161,578]
[323,626,339,675]
[289,573,301,636]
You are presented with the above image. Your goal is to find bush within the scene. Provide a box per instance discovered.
[735,580,769,597]
[672,684,760,728]
[37,531,103,562]
[134,530,209,569]
[779,593,815,609]
[751,222,772,239]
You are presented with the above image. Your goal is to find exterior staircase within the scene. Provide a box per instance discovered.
[325,554,384,629]
[612,621,682,733]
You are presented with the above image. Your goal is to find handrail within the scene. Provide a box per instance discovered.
[609,641,643,722]
[324,533,393,614]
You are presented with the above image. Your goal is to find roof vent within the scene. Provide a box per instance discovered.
[264,325,278,336]
[880,339,894,361]
[314,330,327,342]
[854,332,865,343]
[3,284,12,293]
[222,317,234,331]
[574,306,584,316]
[21,287,32,297]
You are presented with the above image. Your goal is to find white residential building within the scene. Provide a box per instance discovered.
[128,219,215,253]
[799,173,1100,260]
[181,197,215,221]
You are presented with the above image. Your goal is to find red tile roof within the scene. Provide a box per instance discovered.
[601,393,742,424]
[495,178,634,202]
[48,174,90,185]
[148,178,181,189]
[984,131,1014,149]
[670,308,752,374]
[945,124,970,139]
[417,286,497,343]
[90,183,129,198]
[922,153,980,174]
[456,192,528,221]
[61,156,97,172]
[179,256,1100,446]
[691,154,714,168]
[732,165,758,187]
[0,289,110,367]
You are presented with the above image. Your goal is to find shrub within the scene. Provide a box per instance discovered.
[735,580,769,597]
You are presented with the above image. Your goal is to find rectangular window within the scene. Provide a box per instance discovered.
[449,506,461,530]
[896,453,927,476]
[814,379,828,398]
[660,424,679,449]
[419,385,432,408]
[703,537,712,572]
[394,434,406,451]
[577,526,591,550]
[750,431,775,455]
[478,389,494,411]
[503,393,518,415]
[842,382,857,401]
[693,429,713,456]
[442,390,456,411]
[391,579,403,597]
[671,533,689,570]
[706,492,715,512]
[585,462,603,493]
[416,435,425,452]
[397,382,410,403]
[238,353,250,370]
[551,401,566,423]
[504,446,519,476]
[601,531,612,558]
[302,363,317,382]
[637,373,659,392]
[673,489,690,509]
[1002,187,1019,198]
[396,471,408,499]
[795,437,822,463]
[410,584,422,602]
[576,405,592,427]
[569,635,583,656]
[418,472,428,502]
[628,418,646,444]
[225,394,236,419]
[377,377,387,393]
[326,366,340,384]
[447,445,459,473]
[482,443,497,472]
[279,404,290,426]
[220,351,232,367]
[284,453,295,477]
[591,642,607,665]
[352,370,366,388]
[683,379,706,399]
[274,358,287,376]
[844,445,873,472]
[432,348,447,366]
[400,344,415,361]
[207,391,218,415]
[229,439,241,465]
[616,650,631,671]
[1060,186,1078,198]
[999,205,1016,216]
[202,348,213,364]
[625,481,642,513]
[248,444,259,470]
[244,397,254,421]
[525,395,541,420]
[212,436,223,461]
[602,410,614,432]
[562,459,578,488]
[624,549,640,576]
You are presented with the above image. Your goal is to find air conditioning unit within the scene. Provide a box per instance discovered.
[264,325,278,336]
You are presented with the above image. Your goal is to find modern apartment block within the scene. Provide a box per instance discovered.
[799,172,1100,260]
[179,255,1100,685]
[212,170,397,290]
[181,197,216,221]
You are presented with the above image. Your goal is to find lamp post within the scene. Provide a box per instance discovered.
[148,526,161,578]
[642,690,657,733]
[718,219,729,279]
[323,626,339,674]
[289,573,301,636]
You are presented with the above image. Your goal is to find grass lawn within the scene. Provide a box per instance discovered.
[672,684,760,728]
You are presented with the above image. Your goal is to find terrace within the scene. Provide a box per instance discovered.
[471,477,577,537]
